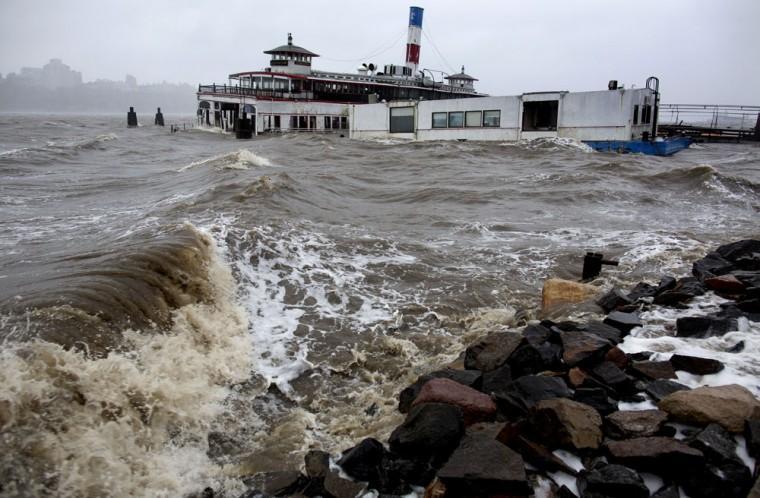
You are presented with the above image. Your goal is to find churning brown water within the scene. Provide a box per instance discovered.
[1,114,759,497]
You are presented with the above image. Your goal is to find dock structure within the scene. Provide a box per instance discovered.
[658,104,760,142]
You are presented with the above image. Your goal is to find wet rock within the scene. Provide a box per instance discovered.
[655,276,677,294]
[629,360,677,381]
[628,351,654,361]
[568,367,589,388]
[604,436,704,475]
[645,379,689,401]
[561,331,612,367]
[591,361,636,396]
[573,387,618,416]
[510,340,563,377]
[337,438,386,483]
[398,368,482,413]
[726,340,745,353]
[654,277,706,305]
[680,459,753,498]
[423,478,446,498]
[675,315,735,338]
[412,378,496,426]
[604,347,628,370]
[628,282,658,301]
[605,409,668,439]
[579,321,624,345]
[436,431,531,497]
[739,298,760,313]
[715,239,760,264]
[692,252,735,281]
[745,419,760,458]
[705,274,746,293]
[689,423,738,463]
[650,484,680,498]
[658,384,760,432]
[500,432,579,476]
[669,353,724,375]
[304,450,330,479]
[388,403,464,465]
[243,471,308,497]
[542,278,600,313]
[530,398,603,450]
[576,464,649,498]
[479,363,513,395]
[494,375,572,417]
[602,311,642,335]
[464,331,523,372]
[322,471,366,498]
[596,288,632,313]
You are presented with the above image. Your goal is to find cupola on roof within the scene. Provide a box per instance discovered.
[445,65,478,81]
[264,33,319,57]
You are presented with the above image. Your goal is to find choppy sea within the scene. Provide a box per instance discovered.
[1,114,759,497]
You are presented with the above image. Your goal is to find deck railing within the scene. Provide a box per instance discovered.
[659,104,760,130]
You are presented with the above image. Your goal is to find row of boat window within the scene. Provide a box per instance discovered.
[432,110,501,129]
[633,104,653,125]
[287,115,349,130]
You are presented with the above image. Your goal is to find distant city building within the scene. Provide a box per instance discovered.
[13,59,82,89]
[125,74,137,89]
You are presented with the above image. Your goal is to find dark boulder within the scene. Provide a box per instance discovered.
[561,331,612,367]
[411,378,496,426]
[322,471,366,498]
[675,315,735,338]
[508,341,561,378]
[479,363,512,396]
[604,436,704,475]
[692,251,735,281]
[242,471,308,497]
[337,438,386,484]
[576,464,649,498]
[669,354,724,375]
[596,288,633,313]
[464,331,523,372]
[591,362,637,396]
[304,450,330,479]
[628,282,658,302]
[680,459,753,498]
[605,409,669,439]
[644,379,690,402]
[530,398,603,450]
[388,403,464,466]
[397,368,482,413]
[580,321,624,345]
[715,239,760,264]
[745,419,760,459]
[602,311,642,335]
[651,484,680,498]
[705,274,746,293]
[689,423,738,463]
[499,432,579,476]
[629,360,677,381]
[436,431,531,497]
[493,375,572,418]
[654,277,706,305]
[604,347,628,370]
[573,387,618,416]
[655,276,677,295]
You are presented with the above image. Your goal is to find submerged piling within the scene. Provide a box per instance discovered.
[154,107,164,126]
[127,107,138,128]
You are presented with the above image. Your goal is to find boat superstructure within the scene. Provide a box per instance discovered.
[196,7,483,135]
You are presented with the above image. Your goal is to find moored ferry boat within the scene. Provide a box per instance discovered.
[196,7,483,136]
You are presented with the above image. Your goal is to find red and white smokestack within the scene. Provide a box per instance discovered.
[405,6,423,77]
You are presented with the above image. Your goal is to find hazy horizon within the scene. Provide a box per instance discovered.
[1,0,759,104]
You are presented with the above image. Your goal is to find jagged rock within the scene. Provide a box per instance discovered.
[628,282,658,301]
[530,398,603,450]
[669,353,724,375]
[504,434,579,476]
[726,340,745,353]
[629,360,677,381]
[655,276,677,294]
[689,423,738,463]
[493,375,572,417]
[573,387,618,416]
[322,471,366,498]
[591,361,636,396]
[654,277,706,305]
[388,403,464,465]
[675,315,735,338]
[692,252,735,281]
[243,471,308,497]
[479,363,512,396]
[304,450,330,479]
[561,331,612,367]
[745,419,760,458]
[337,438,386,483]
[542,278,600,313]
[705,274,746,293]
[604,347,628,370]
[604,437,704,475]
[510,340,563,377]
[579,321,624,345]
[680,459,753,498]
[398,369,482,413]
[651,484,680,498]
[464,331,523,372]
[576,464,649,498]
[412,378,496,426]
[568,367,589,388]
[436,431,531,497]
[716,239,760,264]
[658,384,760,432]
[605,409,668,439]
[645,379,690,402]
[602,311,642,335]
[739,298,760,313]
[596,288,633,313]
[423,478,446,498]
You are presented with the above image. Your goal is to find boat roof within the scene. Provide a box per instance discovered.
[445,66,478,81]
[264,34,319,57]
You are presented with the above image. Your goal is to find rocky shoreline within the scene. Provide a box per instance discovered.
[221,239,760,498]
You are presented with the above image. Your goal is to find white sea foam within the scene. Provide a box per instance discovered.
[177,149,272,172]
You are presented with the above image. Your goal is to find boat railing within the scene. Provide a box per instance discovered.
[198,84,305,100]
[659,103,760,131]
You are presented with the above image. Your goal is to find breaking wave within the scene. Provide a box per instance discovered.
[177,149,272,172]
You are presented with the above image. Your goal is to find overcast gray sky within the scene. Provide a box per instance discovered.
[1,0,758,104]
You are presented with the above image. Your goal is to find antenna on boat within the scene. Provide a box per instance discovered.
[646,76,660,142]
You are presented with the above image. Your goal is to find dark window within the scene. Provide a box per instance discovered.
[432,112,447,128]
[324,116,331,129]
[522,101,558,131]
[299,116,307,129]
[465,111,482,127]
[448,111,464,128]
[340,117,348,129]
[633,105,639,125]
[274,116,280,129]
[483,110,500,127]
[390,106,415,133]
[332,116,341,129]
[309,116,316,129]
[290,116,297,129]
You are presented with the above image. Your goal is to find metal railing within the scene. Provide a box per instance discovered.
[659,104,760,130]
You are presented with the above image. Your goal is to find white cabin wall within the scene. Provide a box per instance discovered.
[417,96,520,141]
